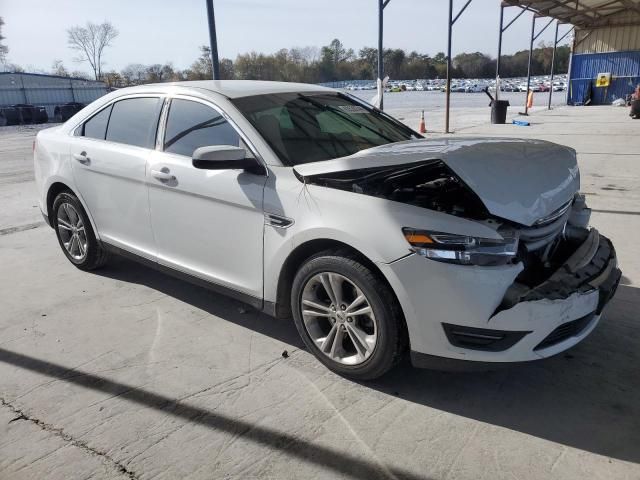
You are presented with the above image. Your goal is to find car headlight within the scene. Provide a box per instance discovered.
[402,228,518,266]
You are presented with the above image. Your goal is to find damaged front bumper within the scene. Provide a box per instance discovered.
[380,228,621,367]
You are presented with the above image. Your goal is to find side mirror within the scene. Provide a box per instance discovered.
[192,145,258,171]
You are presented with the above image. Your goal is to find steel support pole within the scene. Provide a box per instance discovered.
[496,5,504,80]
[206,0,221,80]
[524,15,536,115]
[445,0,453,133]
[496,5,504,101]
[548,21,559,110]
[378,0,384,110]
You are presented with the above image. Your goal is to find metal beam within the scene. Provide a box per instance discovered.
[452,0,473,24]
[574,29,594,48]
[524,14,536,115]
[502,6,529,31]
[548,21,559,109]
[501,0,636,28]
[445,0,473,133]
[533,17,555,40]
[496,5,505,82]
[557,25,574,43]
[378,0,384,109]
[445,0,453,133]
[206,0,221,80]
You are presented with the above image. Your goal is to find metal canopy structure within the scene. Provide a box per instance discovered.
[204,0,640,130]
[502,0,640,28]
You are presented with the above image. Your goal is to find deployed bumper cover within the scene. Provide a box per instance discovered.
[381,229,620,366]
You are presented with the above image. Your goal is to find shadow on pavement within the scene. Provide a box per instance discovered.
[94,256,304,349]
[0,347,430,480]
[373,284,640,464]
[83,259,640,465]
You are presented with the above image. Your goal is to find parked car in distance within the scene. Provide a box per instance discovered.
[465,83,486,93]
[34,81,621,380]
[54,102,85,122]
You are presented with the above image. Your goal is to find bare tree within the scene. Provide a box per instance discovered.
[121,63,147,85]
[0,17,8,64]
[51,59,70,77]
[67,21,118,80]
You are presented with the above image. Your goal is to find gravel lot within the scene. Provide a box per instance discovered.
[1,105,639,480]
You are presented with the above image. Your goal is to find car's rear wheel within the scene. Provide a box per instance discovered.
[53,191,108,270]
[291,251,406,380]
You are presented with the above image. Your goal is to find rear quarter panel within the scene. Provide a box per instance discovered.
[34,126,99,236]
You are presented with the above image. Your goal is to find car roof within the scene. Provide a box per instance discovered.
[142,80,334,99]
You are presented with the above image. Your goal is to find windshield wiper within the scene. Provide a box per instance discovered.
[297,94,395,143]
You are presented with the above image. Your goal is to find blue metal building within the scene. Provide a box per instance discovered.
[503,1,640,106]
[0,72,108,118]
[568,16,640,105]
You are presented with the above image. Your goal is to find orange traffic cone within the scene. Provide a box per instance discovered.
[527,90,534,109]
[418,110,426,133]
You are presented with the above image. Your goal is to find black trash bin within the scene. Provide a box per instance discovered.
[630,99,640,119]
[490,99,510,124]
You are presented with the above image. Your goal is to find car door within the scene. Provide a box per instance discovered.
[70,95,163,259]
[147,96,267,299]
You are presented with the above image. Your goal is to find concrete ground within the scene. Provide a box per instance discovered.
[0,105,639,480]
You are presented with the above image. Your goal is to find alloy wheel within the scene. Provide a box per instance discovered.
[57,202,88,261]
[300,272,377,365]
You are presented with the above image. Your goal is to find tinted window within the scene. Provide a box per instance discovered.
[232,93,418,165]
[164,99,240,157]
[105,97,163,148]
[83,105,112,140]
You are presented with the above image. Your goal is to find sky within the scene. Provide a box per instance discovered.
[2,0,572,75]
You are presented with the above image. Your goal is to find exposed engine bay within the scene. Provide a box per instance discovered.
[304,160,490,220]
[302,160,600,299]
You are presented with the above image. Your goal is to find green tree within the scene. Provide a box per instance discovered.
[319,39,354,81]
[453,52,494,78]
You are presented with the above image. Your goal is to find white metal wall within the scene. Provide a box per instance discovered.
[0,73,108,117]
[575,21,640,54]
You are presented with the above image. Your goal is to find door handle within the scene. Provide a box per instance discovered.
[150,168,176,182]
[73,152,90,165]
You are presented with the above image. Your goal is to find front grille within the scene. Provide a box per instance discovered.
[534,313,595,351]
[517,206,571,252]
[534,199,573,226]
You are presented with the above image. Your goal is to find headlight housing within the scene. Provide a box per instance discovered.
[403,228,518,266]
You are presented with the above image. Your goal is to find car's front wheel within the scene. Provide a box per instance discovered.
[53,191,108,270]
[291,251,406,380]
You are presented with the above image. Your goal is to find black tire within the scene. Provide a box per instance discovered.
[291,250,407,380]
[52,191,108,271]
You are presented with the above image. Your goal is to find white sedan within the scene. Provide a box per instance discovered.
[34,81,620,379]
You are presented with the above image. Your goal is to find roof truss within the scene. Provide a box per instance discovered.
[502,0,640,28]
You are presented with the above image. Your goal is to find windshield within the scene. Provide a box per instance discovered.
[232,92,419,165]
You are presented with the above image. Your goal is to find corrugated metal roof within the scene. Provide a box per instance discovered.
[503,0,640,28]
[0,72,106,84]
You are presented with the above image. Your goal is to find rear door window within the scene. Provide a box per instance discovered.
[163,99,240,157]
[82,105,112,140]
[105,97,163,149]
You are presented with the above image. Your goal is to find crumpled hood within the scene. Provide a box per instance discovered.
[293,137,579,227]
